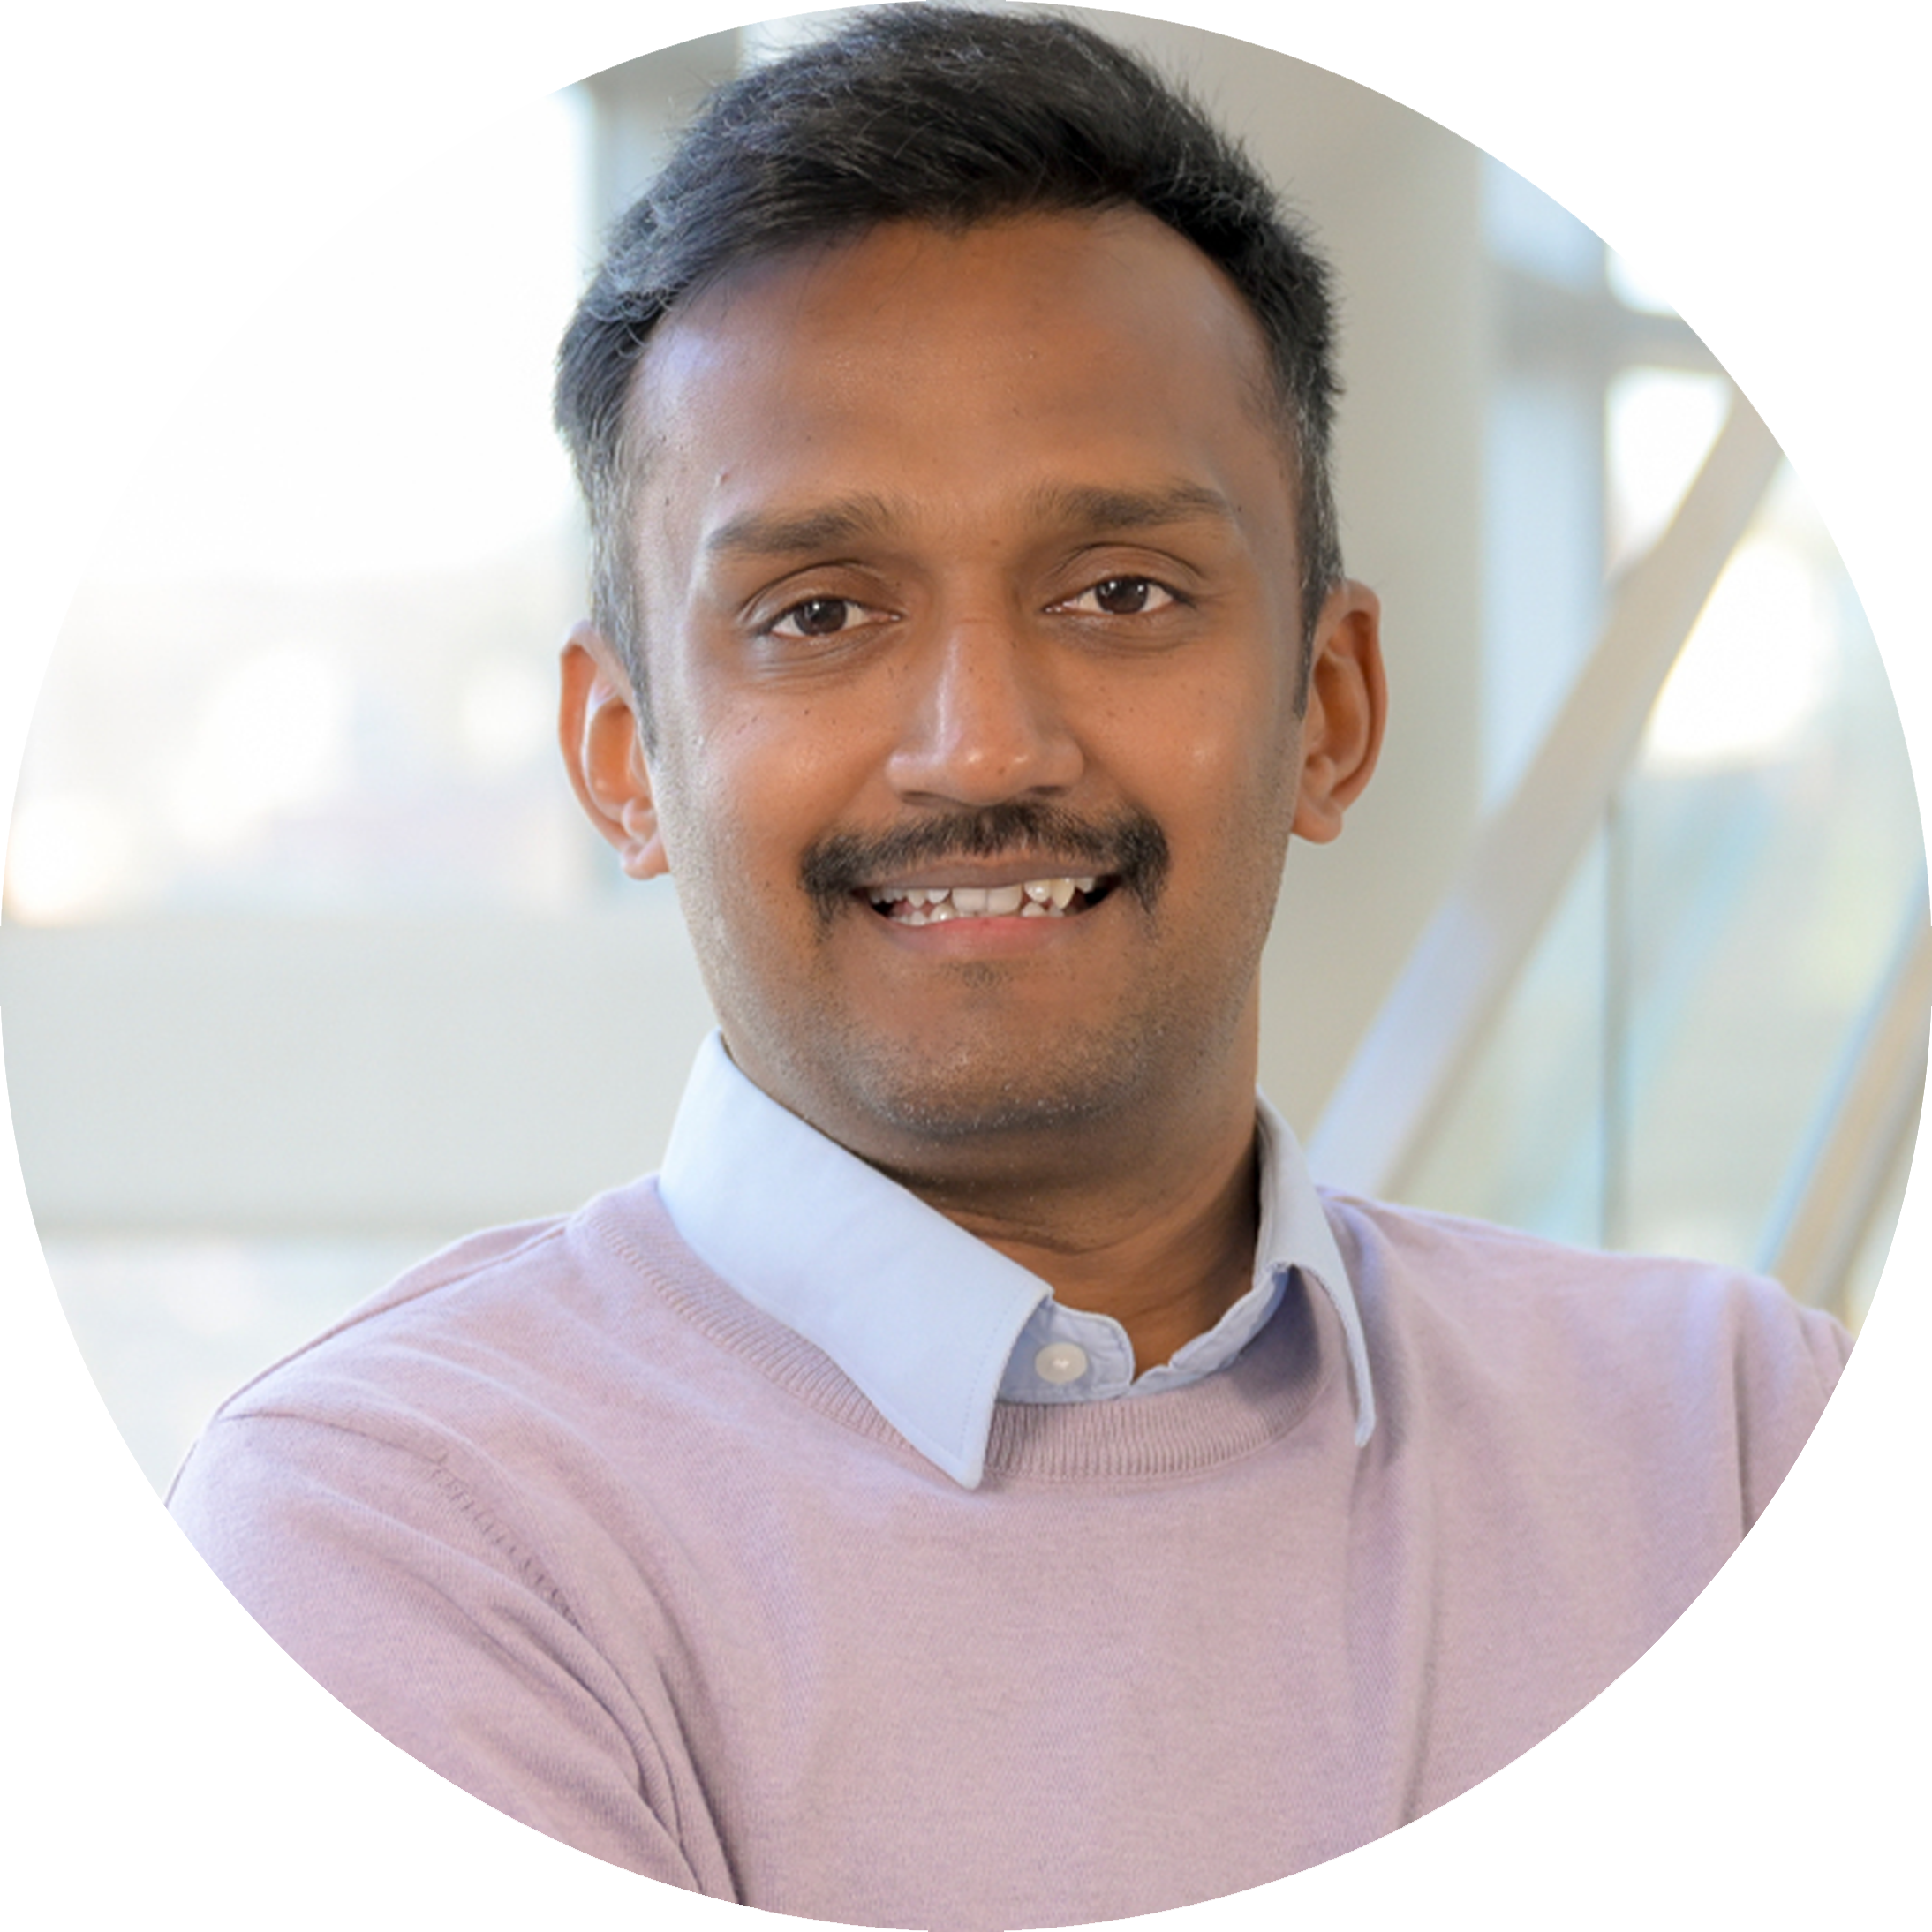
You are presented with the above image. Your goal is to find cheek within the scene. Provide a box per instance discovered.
[652,693,887,893]
[655,754,774,894]
[1182,739,1301,980]
[1123,684,1301,856]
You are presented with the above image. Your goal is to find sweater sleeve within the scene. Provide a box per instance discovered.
[1734,1284,1854,1529]
[168,1408,710,1892]
[1815,1321,1932,1800]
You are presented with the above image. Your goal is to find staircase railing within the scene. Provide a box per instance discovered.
[1761,892,1932,1317]
[1313,26,1932,1205]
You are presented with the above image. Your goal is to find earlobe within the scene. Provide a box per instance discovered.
[558,622,668,880]
[1292,581,1387,846]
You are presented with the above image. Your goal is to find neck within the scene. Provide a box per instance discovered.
[876,1055,1264,1377]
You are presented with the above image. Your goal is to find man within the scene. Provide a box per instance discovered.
[169,11,1848,1926]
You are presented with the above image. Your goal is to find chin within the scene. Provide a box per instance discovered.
[808,1015,1169,1153]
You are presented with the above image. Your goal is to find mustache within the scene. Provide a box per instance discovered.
[800,802,1172,920]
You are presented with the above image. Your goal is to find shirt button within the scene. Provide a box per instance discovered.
[1033,1341,1090,1385]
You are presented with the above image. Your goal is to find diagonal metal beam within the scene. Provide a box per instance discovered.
[1762,896,1932,1317]
[1310,393,1784,1198]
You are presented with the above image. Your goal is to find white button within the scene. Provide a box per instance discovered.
[1033,1341,1090,1385]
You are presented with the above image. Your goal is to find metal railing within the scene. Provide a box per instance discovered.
[1762,892,1932,1318]
[1310,390,1785,1201]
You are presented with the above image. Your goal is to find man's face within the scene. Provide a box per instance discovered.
[568,208,1379,1181]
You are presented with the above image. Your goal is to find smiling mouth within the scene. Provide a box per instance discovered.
[804,802,1168,930]
[863,874,1113,925]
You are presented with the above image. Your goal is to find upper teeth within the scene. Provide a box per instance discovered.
[869,876,1098,923]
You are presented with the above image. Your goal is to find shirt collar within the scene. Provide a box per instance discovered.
[657,1030,1375,1488]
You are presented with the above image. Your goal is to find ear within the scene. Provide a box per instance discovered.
[1292,580,1387,845]
[558,621,668,880]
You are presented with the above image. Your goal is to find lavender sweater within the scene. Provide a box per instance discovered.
[169,1179,1847,1928]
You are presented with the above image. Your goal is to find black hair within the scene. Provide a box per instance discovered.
[555,5,1342,721]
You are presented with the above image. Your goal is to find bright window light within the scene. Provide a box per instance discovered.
[1622,384,1893,768]
[1643,534,1834,769]
[1606,366,1731,570]
[0,0,594,919]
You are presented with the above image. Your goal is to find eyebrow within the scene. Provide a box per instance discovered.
[1023,480,1241,537]
[702,480,1240,561]
[705,494,900,561]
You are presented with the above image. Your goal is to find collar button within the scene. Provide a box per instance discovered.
[1033,1341,1090,1386]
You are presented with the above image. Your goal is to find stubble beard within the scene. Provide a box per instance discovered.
[807,948,1182,1149]
[674,794,1287,1176]
[703,883,1272,1186]
[783,799,1189,1155]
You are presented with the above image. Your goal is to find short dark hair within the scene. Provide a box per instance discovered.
[555,5,1343,727]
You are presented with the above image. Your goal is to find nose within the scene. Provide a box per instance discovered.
[884,614,1084,807]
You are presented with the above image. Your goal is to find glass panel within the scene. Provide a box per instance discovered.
[1405,832,1609,1247]
[1607,0,1893,322]
[1482,369,1605,805]
[1612,467,1925,1282]
[0,0,594,923]
[4,1244,438,1924]
[1408,460,1923,1322]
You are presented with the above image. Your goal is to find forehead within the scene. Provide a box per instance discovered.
[624,208,1296,560]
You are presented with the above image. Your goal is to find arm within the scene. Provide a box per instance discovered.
[134,1406,726,1932]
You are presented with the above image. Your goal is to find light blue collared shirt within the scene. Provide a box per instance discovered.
[657,1032,1376,1488]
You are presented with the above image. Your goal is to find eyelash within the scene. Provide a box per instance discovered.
[758,572,1189,640]
[1053,576,1186,617]
[763,596,882,640]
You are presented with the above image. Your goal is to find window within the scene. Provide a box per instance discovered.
[4,83,685,1492]
[1403,160,1922,1326]
[6,87,599,924]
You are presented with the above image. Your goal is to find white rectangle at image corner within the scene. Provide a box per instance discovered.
[1807,1807,1932,1932]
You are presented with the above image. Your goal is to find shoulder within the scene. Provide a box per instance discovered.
[165,1175,746,1656]
[1324,1188,1848,1357]
[1321,1189,1932,1807]
[1321,1190,1851,1521]
[170,1178,713,1498]
[170,1174,916,1566]
[215,1166,695,1414]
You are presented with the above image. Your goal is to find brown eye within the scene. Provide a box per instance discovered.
[773,598,856,638]
[1058,576,1181,618]
[1093,577,1154,614]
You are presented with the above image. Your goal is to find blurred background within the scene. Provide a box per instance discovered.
[4,8,1922,1492]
